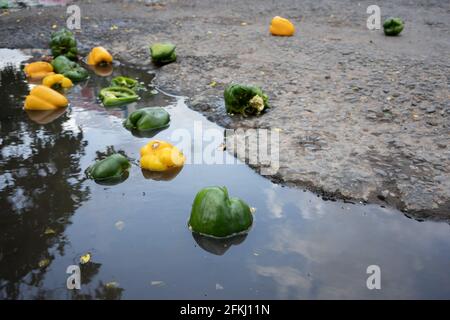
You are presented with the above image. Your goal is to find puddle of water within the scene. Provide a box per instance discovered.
[1,50,450,299]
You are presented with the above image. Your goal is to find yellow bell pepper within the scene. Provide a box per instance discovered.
[24,61,55,79]
[269,16,295,36]
[140,140,185,171]
[87,46,113,66]
[42,74,73,89]
[24,85,68,111]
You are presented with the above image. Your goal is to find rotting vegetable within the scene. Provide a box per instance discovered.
[140,140,185,172]
[42,74,73,90]
[24,85,68,110]
[51,55,89,82]
[149,43,176,65]
[189,186,253,238]
[99,86,139,107]
[86,153,130,183]
[124,107,170,135]
[50,28,78,60]
[224,83,269,116]
[383,17,404,36]
[87,46,113,66]
[24,61,55,79]
[111,76,142,91]
[270,16,295,36]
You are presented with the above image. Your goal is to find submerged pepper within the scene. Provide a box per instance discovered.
[51,55,89,82]
[383,17,404,36]
[270,16,295,36]
[42,74,73,90]
[224,83,269,116]
[140,140,185,172]
[24,85,68,110]
[24,61,55,79]
[124,107,170,133]
[111,76,141,91]
[99,86,139,107]
[149,43,176,65]
[50,28,78,60]
[87,46,113,66]
[189,186,253,238]
[86,153,130,182]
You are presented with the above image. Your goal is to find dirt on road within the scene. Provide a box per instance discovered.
[1,0,449,220]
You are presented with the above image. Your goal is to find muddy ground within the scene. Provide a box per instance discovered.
[0,0,449,220]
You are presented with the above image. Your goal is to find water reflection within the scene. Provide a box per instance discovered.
[192,233,248,256]
[253,185,450,299]
[26,108,68,124]
[0,65,89,299]
[141,167,182,181]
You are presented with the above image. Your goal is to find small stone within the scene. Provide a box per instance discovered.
[426,106,436,113]
[373,168,387,176]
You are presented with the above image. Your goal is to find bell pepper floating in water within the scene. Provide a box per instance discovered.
[189,186,253,238]
[140,140,185,172]
[111,76,142,91]
[149,43,176,65]
[124,107,170,134]
[87,46,113,66]
[224,83,269,116]
[51,55,89,82]
[270,16,295,36]
[383,17,404,36]
[99,86,139,107]
[24,85,68,110]
[50,28,78,60]
[42,74,73,90]
[86,153,130,183]
[24,61,55,79]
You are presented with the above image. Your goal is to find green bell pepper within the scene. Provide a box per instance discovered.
[124,107,170,133]
[150,43,176,65]
[51,55,89,82]
[189,186,253,238]
[50,28,79,60]
[86,153,130,183]
[99,86,139,107]
[383,17,404,36]
[224,84,269,116]
[111,76,142,91]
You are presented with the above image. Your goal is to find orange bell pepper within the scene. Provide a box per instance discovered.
[140,140,185,171]
[24,61,55,79]
[87,46,113,66]
[24,85,68,110]
[270,16,295,36]
[42,74,73,89]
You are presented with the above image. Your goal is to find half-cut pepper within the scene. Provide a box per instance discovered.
[111,76,141,91]
[24,61,55,79]
[99,86,139,107]
[87,46,113,66]
[42,74,73,90]
[24,85,68,110]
